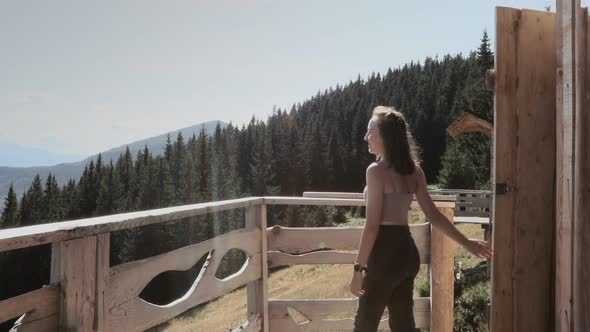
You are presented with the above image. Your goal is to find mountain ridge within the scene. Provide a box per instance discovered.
[0,120,226,200]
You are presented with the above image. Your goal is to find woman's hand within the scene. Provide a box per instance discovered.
[463,239,494,259]
[350,272,365,297]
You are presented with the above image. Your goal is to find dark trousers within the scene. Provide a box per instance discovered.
[353,225,421,332]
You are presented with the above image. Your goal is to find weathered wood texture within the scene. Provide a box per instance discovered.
[430,190,491,218]
[107,227,262,331]
[447,112,493,138]
[573,8,590,332]
[267,223,431,264]
[54,236,99,331]
[0,197,264,253]
[0,285,59,326]
[430,208,455,332]
[0,194,458,332]
[556,2,576,330]
[303,191,484,217]
[492,7,556,332]
[557,1,590,331]
[267,297,430,331]
[246,204,269,332]
[229,314,262,332]
[9,314,58,332]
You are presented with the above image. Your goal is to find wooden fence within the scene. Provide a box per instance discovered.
[0,194,456,332]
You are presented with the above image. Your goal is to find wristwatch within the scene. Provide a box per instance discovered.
[354,262,368,273]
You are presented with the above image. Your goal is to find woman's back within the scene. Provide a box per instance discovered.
[363,162,418,225]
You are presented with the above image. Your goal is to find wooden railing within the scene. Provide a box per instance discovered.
[0,194,456,332]
[428,189,491,218]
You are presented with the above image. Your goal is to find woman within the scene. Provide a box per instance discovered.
[350,106,493,332]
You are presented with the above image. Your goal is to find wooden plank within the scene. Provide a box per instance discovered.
[10,314,58,332]
[512,10,556,332]
[266,196,455,208]
[492,7,556,332]
[264,196,365,207]
[455,210,490,218]
[108,227,261,308]
[259,205,269,332]
[303,191,461,202]
[556,1,576,331]
[0,285,59,324]
[454,196,491,206]
[430,208,454,332]
[95,233,109,332]
[107,253,263,332]
[573,6,590,332]
[454,216,490,225]
[267,297,430,330]
[429,189,492,195]
[491,7,520,332]
[0,197,264,253]
[229,314,262,332]
[56,236,98,331]
[244,204,269,332]
[447,112,493,138]
[302,192,365,199]
[266,224,431,263]
[268,250,359,268]
[246,205,264,323]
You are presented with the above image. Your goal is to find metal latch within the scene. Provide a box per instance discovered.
[495,182,514,195]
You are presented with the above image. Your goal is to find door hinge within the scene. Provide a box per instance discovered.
[495,182,514,195]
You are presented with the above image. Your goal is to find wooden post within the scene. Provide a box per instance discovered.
[557,1,590,331]
[94,234,109,332]
[246,204,269,332]
[574,8,590,332]
[556,1,578,331]
[50,234,110,332]
[430,206,454,332]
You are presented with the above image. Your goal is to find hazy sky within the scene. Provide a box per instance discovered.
[1,0,553,157]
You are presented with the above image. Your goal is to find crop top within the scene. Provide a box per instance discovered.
[363,186,413,225]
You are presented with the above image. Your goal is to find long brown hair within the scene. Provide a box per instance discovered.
[372,106,420,175]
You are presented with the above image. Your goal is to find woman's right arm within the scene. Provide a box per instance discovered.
[414,166,493,259]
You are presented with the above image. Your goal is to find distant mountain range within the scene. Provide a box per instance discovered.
[0,144,86,167]
[0,120,225,201]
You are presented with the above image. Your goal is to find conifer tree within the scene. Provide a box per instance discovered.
[43,174,62,222]
[1,184,19,227]
[24,175,44,225]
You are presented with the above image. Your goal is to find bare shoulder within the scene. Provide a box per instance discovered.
[366,162,382,173]
[412,163,427,190]
[366,162,386,177]
[366,162,386,184]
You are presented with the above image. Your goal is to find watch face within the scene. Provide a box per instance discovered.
[354,263,361,271]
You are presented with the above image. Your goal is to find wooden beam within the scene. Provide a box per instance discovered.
[556,0,578,331]
[573,5,590,332]
[447,112,493,139]
[430,207,454,332]
[0,197,264,253]
[245,204,269,332]
[265,196,455,208]
[267,297,431,330]
[55,236,98,331]
[0,285,59,325]
[107,227,261,309]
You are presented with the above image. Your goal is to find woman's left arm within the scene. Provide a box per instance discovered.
[414,166,493,259]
